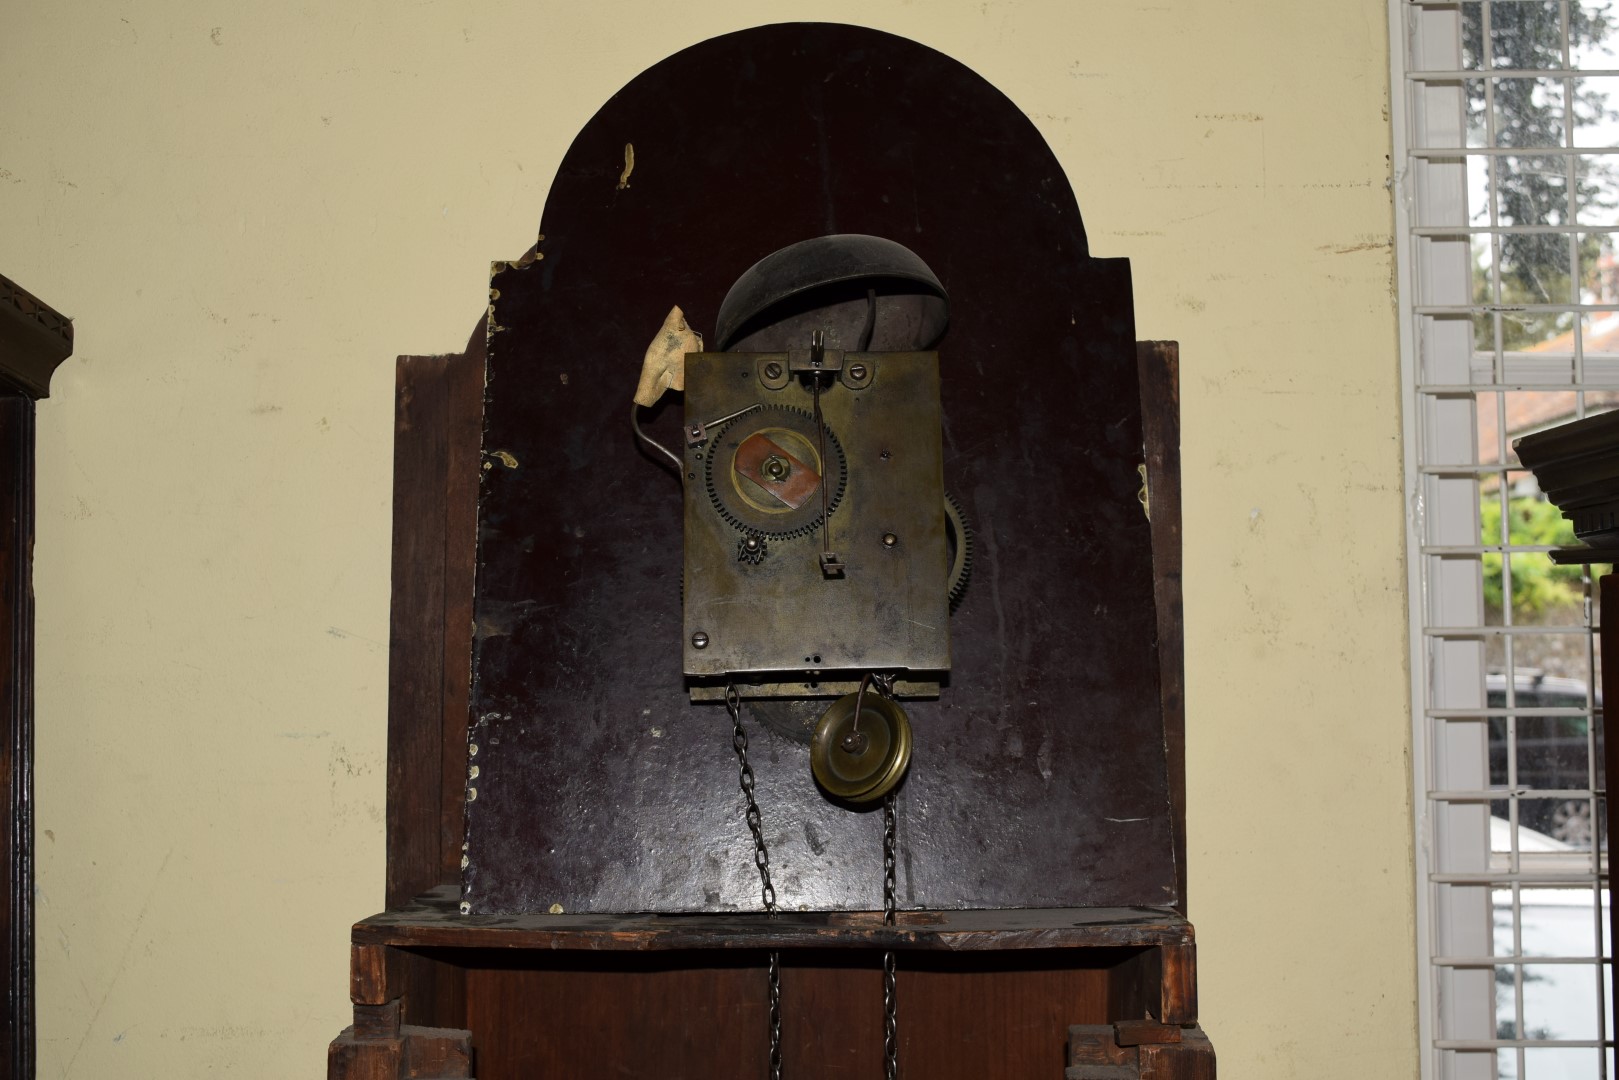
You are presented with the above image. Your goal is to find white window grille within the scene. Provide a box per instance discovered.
[1394,3,1618,1077]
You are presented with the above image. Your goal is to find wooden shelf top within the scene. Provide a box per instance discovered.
[1548,545,1619,565]
[353,886,1194,953]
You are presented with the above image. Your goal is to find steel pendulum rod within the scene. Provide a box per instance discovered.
[846,671,873,745]
[727,684,782,1080]
[883,789,898,1080]
[808,330,843,578]
[813,365,830,555]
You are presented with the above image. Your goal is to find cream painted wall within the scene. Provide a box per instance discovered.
[1,2,1413,1077]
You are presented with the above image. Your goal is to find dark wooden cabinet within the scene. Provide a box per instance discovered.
[326,339,1212,1079]
[328,24,1214,1078]
[0,272,72,1080]
[343,888,1204,1079]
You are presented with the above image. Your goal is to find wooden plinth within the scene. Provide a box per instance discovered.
[331,888,1202,1080]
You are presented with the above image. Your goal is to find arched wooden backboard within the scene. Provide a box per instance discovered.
[464,22,1175,913]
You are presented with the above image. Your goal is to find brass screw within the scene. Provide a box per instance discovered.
[848,363,868,380]
[763,361,784,379]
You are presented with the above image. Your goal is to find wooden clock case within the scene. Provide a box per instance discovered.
[0,273,71,1080]
[328,23,1215,1079]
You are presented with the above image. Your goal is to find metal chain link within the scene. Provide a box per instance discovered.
[766,950,782,1080]
[883,791,897,925]
[883,789,898,1080]
[728,683,902,1079]
[728,685,778,914]
[727,684,782,1080]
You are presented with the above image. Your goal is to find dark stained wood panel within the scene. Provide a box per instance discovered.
[386,339,483,908]
[1139,1027,1217,1080]
[461,952,1117,1080]
[0,273,66,1080]
[0,275,72,399]
[0,395,33,1080]
[1139,342,1186,914]
[387,357,451,908]
[355,887,1193,953]
[464,22,1175,914]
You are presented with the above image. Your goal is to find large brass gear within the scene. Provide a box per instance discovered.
[704,404,848,540]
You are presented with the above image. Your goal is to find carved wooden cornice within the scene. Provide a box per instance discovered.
[1515,409,1619,564]
[0,275,72,399]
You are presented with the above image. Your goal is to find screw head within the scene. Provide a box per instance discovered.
[848,363,868,380]
[691,631,709,649]
[763,361,783,379]
[882,533,898,547]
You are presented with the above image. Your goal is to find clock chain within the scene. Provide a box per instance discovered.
[727,682,902,1080]
[883,790,899,1080]
[727,684,782,1080]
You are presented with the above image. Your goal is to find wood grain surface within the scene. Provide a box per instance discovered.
[463,21,1178,916]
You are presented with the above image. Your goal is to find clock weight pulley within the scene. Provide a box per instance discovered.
[810,674,912,804]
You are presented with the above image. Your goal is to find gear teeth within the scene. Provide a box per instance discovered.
[704,404,848,540]
[747,698,821,745]
[945,491,974,612]
[737,534,769,564]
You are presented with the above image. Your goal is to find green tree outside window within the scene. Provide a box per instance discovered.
[1481,496,1607,619]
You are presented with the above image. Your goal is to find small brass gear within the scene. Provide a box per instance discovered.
[737,534,769,564]
[704,404,848,540]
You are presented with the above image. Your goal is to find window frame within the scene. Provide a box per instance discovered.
[1391,3,1613,1077]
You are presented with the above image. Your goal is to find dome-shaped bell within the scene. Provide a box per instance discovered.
[715,234,949,353]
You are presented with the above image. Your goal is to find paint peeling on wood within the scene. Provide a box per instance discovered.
[617,143,634,189]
